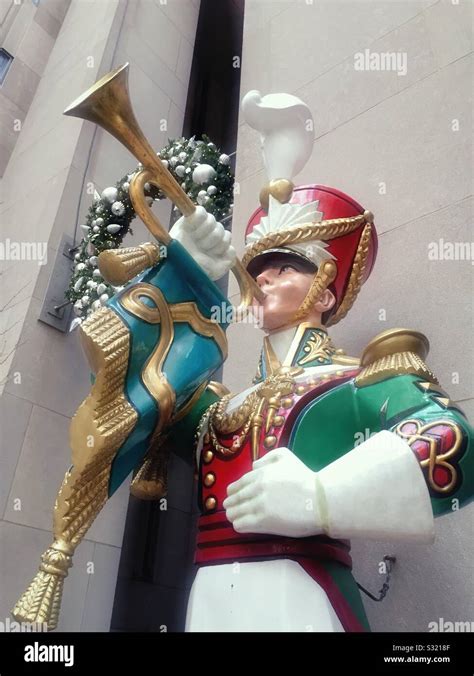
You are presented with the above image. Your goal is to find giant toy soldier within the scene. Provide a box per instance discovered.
[12,72,473,633]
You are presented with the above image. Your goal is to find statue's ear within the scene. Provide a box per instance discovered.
[314,288,336,314]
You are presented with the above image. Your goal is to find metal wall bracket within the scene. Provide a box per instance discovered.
[38,235,76,332]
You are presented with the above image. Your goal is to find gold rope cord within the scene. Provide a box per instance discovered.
[241,213,368,267]
[291,259,337,324]
[326,222,372,326]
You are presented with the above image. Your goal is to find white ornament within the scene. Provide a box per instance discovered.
[207,142,216,150]
[75,263,86,272]
[219,153,230,165]
[101,187,118,203]
[161,159,169,169]
[73,301,83,316]
[74,253,81,261]
[185,167,191,174]
[73,277,84,292]
[123,182,130,191]
[192,164,216,185]
[144,182,151,192]
[95,217,104,227]
[178,152,187,162]
[81,295,90,304]
[175,165,186,177]
[96,283,107,295]
[92,300,102,311]
[86,280,97,289]
[89,256,99,266]
[100,293,109,305]
[197,190,208,206]
[93,269,102,279]
[169,156,178,167]
[107,224,122,234]
[111,201,125,216]
[93,226,100,233]
[80,224,90,233]
[207,185,217,195]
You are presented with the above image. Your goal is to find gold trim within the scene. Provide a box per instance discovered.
[395,418,462,494]
[139,287,176,438]
[259,178,295,210]
[131,379,211,500]
[170,303,228,359]
[282,322,325,367]
[263,335,281,376]
[206,367,302,456]
[242,213,368,267]
[332,349,360,367]
[130,434,170,500]
[12,308,138,630]
[297,329,335,367]
[207,380,231,398]
[327,221,372,327]
[360,328,430,366]
[120,284,228,360]
[291,259,338,324]
[356,352,437,388]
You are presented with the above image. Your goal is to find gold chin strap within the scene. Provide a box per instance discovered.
[290,259,337,325]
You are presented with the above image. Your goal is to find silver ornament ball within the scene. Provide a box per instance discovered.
[101,186,118,203]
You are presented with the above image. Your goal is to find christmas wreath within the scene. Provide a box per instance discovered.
[67,135,234,327]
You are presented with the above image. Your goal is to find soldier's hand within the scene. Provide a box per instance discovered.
[223,447,326,538]
[169,206,236,281]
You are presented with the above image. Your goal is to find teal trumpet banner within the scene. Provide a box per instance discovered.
[107,239,231,496]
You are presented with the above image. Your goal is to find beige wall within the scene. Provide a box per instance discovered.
[0,0,200,631]
[0,0,71,175]
[225,0,473,631]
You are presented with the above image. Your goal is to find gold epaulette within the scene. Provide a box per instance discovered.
[355,328,438,388]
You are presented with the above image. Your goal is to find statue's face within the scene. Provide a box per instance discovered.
[250,253,316,332]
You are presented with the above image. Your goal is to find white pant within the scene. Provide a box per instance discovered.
[185,558,344,632]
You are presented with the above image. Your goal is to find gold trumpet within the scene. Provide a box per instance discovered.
[63,62,264,307]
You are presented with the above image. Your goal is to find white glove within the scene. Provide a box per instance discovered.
[223,432,434,542]
[169,206,236,281]
[223,447,325,537]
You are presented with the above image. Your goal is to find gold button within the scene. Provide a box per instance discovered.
[335,370,344,377]
[203,449,214,464]
[264,435,277,449]
[281,397,293,408]
[205,496,217,511]
[296,384,307,395]
[204,472,216,487]
[273,415,284,427]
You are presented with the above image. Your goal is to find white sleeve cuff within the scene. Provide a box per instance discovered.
[318,430,435,543]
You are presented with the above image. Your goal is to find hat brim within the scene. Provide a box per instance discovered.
[246,247,317,278]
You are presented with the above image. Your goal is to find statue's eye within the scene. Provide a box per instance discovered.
[279,264,296,274]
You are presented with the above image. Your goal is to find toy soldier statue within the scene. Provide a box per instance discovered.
[167,91,474,631]
[12,68,473,633]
